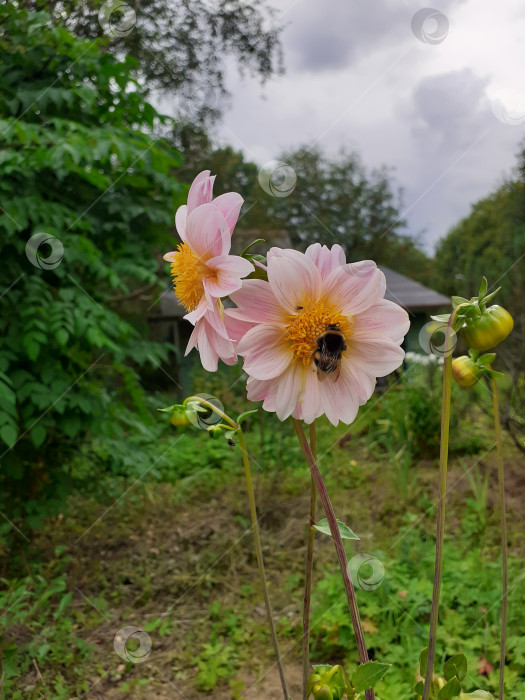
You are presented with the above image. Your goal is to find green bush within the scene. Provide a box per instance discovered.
[0,6,184,526]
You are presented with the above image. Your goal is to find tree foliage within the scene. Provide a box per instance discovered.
[0,5,184,524]
[434,179,525,375]
[19,0,283,123]
[177,142,432,282]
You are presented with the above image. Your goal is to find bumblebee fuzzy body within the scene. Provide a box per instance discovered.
[312,324,346,381]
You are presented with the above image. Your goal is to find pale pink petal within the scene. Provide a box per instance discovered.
[175,205,187,240]
[163,250,177,262]
[306,243,346,279]
[195,330,219,372]
[275,365,303,421]
[238,324,292,380]
[322,264,385,315]
[185,204,230,260]
[187,171,215,214]
[247,376,274,402]
[297,366,322,424]
[224,313,255,345]
[184,297,208,325]
[212,192,244,234]
[202,305,230,339]
[228,279,286,324]
[347,332,405,376]
[207,322,236,364]
[206,254,254,276]
[318,368,359,427]
[267,249,322,313]
[345,362,376,403]
[353,299,410,344]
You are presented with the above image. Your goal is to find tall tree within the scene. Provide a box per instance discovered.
[19,0,283,123]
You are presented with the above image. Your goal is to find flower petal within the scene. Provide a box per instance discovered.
[184,297,208,325]
[275,365,303,421]
[185,204,230,260]
[353,299,410,344]
[187,171,214,214]
[347,332,405,376]
[306,243,346,279]
[298,365,322,424]
[228,279,285,324]
[323,263,386,315]
[175,205,187,240]
[267,249,322,313]
[212,192,244,234]
[238,324,292,380]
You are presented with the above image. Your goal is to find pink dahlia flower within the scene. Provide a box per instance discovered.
[225,244,410,426]
[164,172,253,371]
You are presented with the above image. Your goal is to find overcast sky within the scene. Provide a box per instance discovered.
[213,0,525,254]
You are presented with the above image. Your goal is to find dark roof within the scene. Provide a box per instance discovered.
[379,266,449,311]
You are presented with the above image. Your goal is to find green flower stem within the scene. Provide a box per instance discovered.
[293,418,374,700]
[422,313,456,700]
[237,429,289,700]
[183,396,289,700]
[492,378,508,700]
[302,421,318,700]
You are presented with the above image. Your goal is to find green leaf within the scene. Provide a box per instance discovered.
[430,313,451,323]
[351,661,390,693]
[438,677,462,698]
[477,353,496,367]
[478,276,488,299]
[451,296,469,308]
[313,518,360,540]
[481,287,501,304]
[30,424,46,449]
[236,409,258,425]
[0,425,18,448]
[443,654,467,682]
[415,681,424,695]
[240,239,265,257]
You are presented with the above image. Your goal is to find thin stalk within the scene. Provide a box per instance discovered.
[183,397,288,699]
[238,428,289,700]
[293,418,374,700]
[492,378,508,700]
[302,422,318,700]
[421,316,455,700]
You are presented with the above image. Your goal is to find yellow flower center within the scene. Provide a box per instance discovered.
[169,243,211,312]
[286,301,352,365]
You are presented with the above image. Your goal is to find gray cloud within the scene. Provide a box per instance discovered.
[284,0,410,72]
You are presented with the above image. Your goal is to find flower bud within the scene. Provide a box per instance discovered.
[170,405,191,427]
[207,425,223,439]
[452,356,482,388]
[462,305,513,351]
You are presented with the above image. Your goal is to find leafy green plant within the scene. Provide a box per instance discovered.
[0,5,184,527]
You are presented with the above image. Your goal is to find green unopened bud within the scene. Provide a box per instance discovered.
[207,425,223,439]
[452,356,482,387]
[307,666,346,700]
[169,405,191,427]
[310,683,334,700]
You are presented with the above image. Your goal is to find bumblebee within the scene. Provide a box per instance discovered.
[312,323,346,381]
